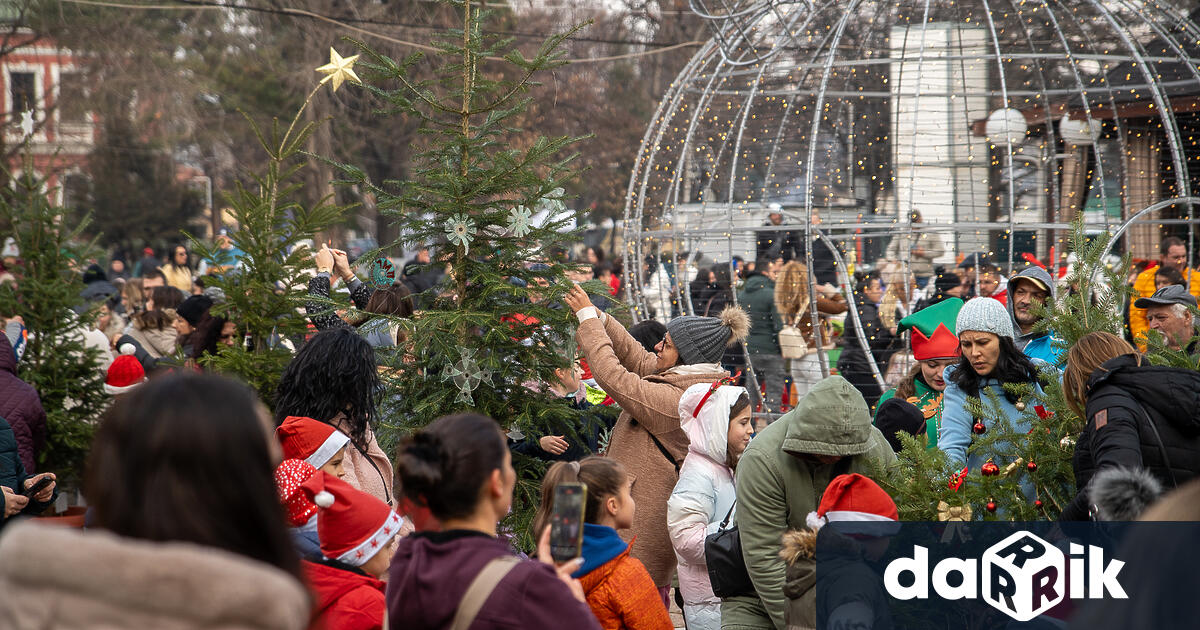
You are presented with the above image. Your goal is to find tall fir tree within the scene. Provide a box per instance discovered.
[877,221,1129,521]
[0,160,106,482]
[333,2,594,544]
[188,73,346,404]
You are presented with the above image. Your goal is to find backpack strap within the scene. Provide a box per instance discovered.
[451,555,521,630]
[631,418,681,473]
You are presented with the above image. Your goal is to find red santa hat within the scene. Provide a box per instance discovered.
[275,459,320,528]
[104,343,146,395]
[301,472,402,566]
[806,473,900,536]
[275,416,350,469]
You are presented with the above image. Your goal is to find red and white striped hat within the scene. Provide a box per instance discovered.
[300,471,403,567]
[276,416,350,470]
[806,473,899,535]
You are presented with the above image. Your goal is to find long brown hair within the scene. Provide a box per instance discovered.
[774,260,811,322]
[85,373,303,583]
[894,363,924,400]
[531,456,628,540]
[1063,331,1138,418]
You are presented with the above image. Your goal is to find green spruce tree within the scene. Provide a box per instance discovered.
[187,74,346,403]
[0,161,106,483]
[333,2,594,545]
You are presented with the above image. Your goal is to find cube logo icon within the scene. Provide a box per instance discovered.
[981,531,1065,621]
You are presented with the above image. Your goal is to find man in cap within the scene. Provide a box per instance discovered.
[1007,265,1064,365]
[1134,284,1198,353]
[1130,236,1200,346]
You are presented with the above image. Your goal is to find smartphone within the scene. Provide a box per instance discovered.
[22,476,52,498]
[549,482,587,563]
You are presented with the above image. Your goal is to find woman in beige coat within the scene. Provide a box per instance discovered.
[0,373,309,630]
[566,283,748,594]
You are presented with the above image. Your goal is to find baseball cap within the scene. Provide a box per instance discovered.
[1134,284,1198,309]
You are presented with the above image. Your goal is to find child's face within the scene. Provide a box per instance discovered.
[611,476,636,530]
[727,407,754,464]
[360,533,399,579]
[320,446,347,479]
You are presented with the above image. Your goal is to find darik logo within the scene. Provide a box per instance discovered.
[883,530,1127,622]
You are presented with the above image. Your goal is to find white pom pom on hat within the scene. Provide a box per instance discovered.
[314,490,334,508]
[806,511,826,531]
[119,343,136,356]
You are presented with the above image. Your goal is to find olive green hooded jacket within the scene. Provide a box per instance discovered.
[721,376,896,630]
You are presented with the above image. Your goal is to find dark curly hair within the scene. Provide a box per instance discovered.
[948,335,1043,402]
[274,327,380,449]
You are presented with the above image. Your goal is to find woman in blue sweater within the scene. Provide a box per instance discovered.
[939,297,1058,472]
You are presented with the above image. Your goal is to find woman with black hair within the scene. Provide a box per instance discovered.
[0,373,310,629]
[388,413,602,630]
[275,328,394,506]
[308,244,415,347]
[938,297,1058,470]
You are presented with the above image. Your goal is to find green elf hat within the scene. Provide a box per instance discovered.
[899,298,964,361]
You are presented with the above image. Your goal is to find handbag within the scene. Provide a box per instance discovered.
[705,501,754,598]
[778,323,808,359]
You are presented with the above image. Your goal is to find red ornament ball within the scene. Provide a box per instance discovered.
[1034,500,1043,509]
[981,461,1000,476]
[1027,461,1038,472]
[986,501,997,513]
[972,421,987,435]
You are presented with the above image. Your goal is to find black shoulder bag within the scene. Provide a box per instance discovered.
[705,501,754,598]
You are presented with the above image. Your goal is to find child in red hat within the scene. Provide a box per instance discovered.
[301,471,402,630]
[276,415,350,480]
[783,473,899,629]
[104,343,146,396]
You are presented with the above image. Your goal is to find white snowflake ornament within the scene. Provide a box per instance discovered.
[445,214,477,255]
[535,187,567,215]
[443,349,489,405]
[506,205,533,237]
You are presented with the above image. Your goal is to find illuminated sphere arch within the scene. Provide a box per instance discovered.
[623,0,1200,386]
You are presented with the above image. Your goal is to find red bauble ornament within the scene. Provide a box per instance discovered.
[986,500,997,513]
[1027,461,1038,472]
[1034,500,1043,509]
[981,461,1000,476]
[972,421,987,435]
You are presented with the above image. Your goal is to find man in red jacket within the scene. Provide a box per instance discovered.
[301,472,402,630]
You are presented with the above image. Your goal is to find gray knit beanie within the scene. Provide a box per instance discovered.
[665,306,750,365]
[955,297,1014,340]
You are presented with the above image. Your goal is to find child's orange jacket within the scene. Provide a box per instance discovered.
[576,534,673,630]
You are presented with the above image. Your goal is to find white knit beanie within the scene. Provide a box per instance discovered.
[955,297,1014,340]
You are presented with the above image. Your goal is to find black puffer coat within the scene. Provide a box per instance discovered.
[1061,353,1200,520]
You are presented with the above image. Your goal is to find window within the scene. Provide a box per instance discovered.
[62,173,91,211]
[9,71,35,112]
[58,73,87,124]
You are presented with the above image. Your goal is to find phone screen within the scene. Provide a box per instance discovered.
[549,482,587,563]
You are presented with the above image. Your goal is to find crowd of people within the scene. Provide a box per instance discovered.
[2,211,1200,629]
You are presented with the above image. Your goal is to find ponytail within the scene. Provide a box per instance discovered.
[531,456,627,540]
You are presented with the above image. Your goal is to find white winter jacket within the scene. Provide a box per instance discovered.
[667,383,743,606]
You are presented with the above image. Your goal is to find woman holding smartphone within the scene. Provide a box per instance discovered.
[388,413,602,630]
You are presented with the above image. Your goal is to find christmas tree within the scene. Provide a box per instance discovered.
[187,63,347,403]
[331,3,594,545]
[878,221,1129,521]
[0,150,107,482]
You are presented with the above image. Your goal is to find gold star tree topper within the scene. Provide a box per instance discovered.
[315,48,361,92]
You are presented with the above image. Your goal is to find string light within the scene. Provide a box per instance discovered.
[624,0,1200,384]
